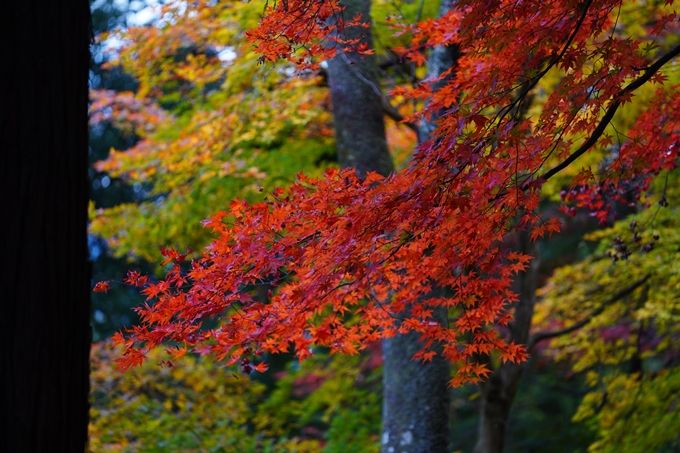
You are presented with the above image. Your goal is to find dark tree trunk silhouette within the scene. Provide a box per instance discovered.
[1,1,92,451]
[474,232,539,453]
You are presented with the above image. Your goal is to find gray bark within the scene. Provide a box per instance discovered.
[326,0,393,178]
[381,305,451,453]
[382,1,460,451]
[417,0,462,143]
[1,1,92,451]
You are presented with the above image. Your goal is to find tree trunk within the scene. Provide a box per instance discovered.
[380,3,462,452]
[381,311,452,453]
[326,1,462,451]
[1,1,92,451]
[327,1,452,452]
[326,0,393,179]
[474,232,539,453]
[417,0,462,144]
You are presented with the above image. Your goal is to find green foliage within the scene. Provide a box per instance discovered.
[537,172,680,450]
[89,343,266,452]
[574,369,680,453]
[89,343,381,452]
[505,363,597,453]
[91,136,335,263]
[255,351,382,453]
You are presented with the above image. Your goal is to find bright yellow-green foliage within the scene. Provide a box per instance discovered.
[537,172,680,450]
[89,343,266,452]
[90,136,334,263]
[573,369,680,453]
[538,205,680,370]
[371,0,440,56]
[89,343,381,452]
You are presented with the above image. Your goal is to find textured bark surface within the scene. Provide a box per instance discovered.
[382,1,460,451]
[381,307,452,453]
[417,0,462,143]
[1,1,92,451]
[474,233,539,453]
[326,0,394,178]
[380,60,456,453]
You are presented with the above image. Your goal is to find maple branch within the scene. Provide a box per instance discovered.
[382,99,418,132]
[540,42,680,182]
[496,0,594,128]
[528,274,650,350]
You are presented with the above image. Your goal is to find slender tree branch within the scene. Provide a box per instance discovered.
[540,42,680,182]
[382,99,418,132]
[378,53,406,70]
[528,274,650,350]
[496,0,595,128]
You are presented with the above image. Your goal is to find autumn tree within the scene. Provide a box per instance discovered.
[1,0,92,450]
[96,0,680,451]
[94,0,450,449]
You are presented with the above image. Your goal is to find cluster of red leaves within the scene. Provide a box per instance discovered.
[245,0,373,68]
[93,281,111,293]
[562,86,680,223]
[109,0,680,386]
[115,167,532,383]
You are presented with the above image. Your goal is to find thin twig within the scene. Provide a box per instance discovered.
[528,274,650,350]
[540,42,680,182]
